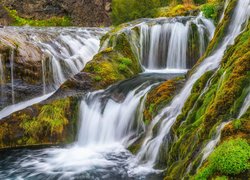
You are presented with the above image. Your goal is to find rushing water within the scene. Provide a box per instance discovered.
[129,0,250,172]
[139,14,215,70]
[0,27,106,114]
[0,54,4,98]
[238,92,250,118]
[0,73,182,179]
[0,0,249,179]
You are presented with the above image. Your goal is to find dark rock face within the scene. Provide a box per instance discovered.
[0,5,12,25]
[1,0,112,26]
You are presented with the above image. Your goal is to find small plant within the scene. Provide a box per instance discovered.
[201,3,217,20]
[119,57,132,66]
[93,75,102,81]
[232,119,242,129]
[118,63,127,71]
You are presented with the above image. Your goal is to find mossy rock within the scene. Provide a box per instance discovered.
[0,97,79,148]
[162,10,250,179]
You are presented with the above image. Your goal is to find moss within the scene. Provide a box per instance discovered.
[83,32,142,89]
[162,14,250,179]
[194,138,250,179]
[143,77,184,123]
[93,75,102,82]
[0,97,79,148]
[214,176,228,180]
[153,4,199,18]
[5,7,71,27]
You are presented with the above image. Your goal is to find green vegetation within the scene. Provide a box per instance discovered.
[0,97,79,148]
[112,0,224,25]
[83,32,142,89]
[112,0,171,25]
[157,6,250,179]
[144,77,184,123]
[201,2,222,22]
[194,138,250,179]
[5,7,71,26]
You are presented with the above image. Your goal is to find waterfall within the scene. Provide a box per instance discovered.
[220,0,230,23]
[195,91,250,172]
[139,15,215,71]
[77,84,154,147]
[238,92,250,118]
[131,0,250,171]
[42,55,46,95]
[0,27,106,117]
[0,54,4,98]
[29,28,106,90]
[4,74,178,179]
[10,49,15,104]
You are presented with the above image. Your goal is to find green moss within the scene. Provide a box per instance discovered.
[201,3,217,20]
[153,4,199,18]
[162,12,250,179]
[84,32,142,89]
[5,7,71,26]
[144,77,184,123]
[232,119,242,130]
[194,138,250,179]
[119,57,132,66]
[93,75,102,82]
[20,99,70,143]
[118,63,128,71]
[214,176,228,180]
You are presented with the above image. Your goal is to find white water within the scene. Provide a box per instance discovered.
[196,91,250,171]
[27,28,106,89]
[220,0,230,23]
[11,80,160,179]
[0,92,54,119]
[78,84,154,146]
[0,28,106,118]
[198,122,229,169]
[130,0,250,172]
[139,15,215,70]
[0,54,4,98]
[238,92,250,118]
[10,49,15,104]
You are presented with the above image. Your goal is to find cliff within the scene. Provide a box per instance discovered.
[0,0,111,26]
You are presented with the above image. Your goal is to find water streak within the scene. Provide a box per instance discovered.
[131,0,250,172]
[0,54,4,98]
[10,49,15,104]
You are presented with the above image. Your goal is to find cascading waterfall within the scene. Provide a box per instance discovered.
[42,55,46,95]
[139,15,215,71]
[0,0,249,179]
[10,49,15,104]
[0,74,182,179]
[131,0,250,172]
[0,27,106,117]
[27,27,106,90]
[77,84,153,147]
[0,54,4,98]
